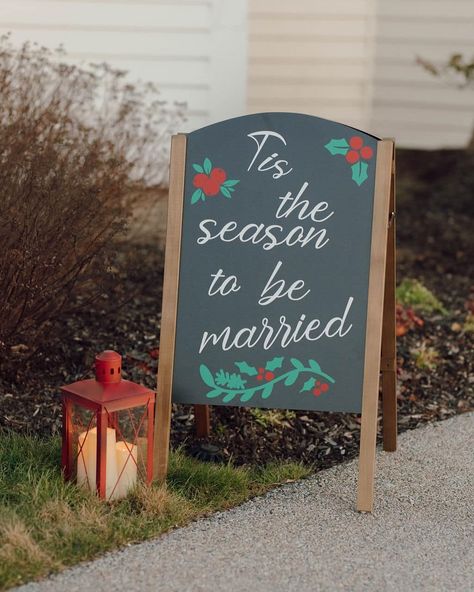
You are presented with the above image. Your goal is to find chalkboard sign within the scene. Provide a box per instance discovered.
[155,113,396,512]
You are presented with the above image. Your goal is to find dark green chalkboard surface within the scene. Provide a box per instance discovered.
[172,113,378,412]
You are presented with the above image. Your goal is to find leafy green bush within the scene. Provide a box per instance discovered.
[396,279,446,315]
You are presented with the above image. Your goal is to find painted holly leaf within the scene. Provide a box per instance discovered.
[193,163,204,173]
[265,357,284,371]
[203,158,212,174]
[300,377,316,393]
[261,383,274,399]
[284,370,298,386]
[220,186,232,198]
[324,138,349,156]
[191,188,204,204]
[200,365,215,388]
[351,161,368,186]
[222,179,240,187]
[235,361,258,376]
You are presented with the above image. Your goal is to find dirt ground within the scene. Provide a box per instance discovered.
[0,148,472,469]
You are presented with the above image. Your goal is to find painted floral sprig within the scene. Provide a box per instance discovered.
[199,357,335,404]
[324,136,374,186]
[191,158,239,204]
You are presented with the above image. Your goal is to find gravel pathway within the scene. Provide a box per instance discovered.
[17,413,474,592]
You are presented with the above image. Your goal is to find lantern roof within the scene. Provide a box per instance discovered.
[60,350,154,404]
[61,377,154,404]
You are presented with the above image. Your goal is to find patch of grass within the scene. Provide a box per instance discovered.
[0,431,309,590]
[464,313,474,333]
[396,278,447,315]
[249,408,296,428]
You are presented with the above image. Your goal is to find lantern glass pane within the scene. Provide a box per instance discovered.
[70,403,97,490]
[105,403,149,500]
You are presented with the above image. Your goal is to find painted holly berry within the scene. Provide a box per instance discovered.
[256,367,275,381]
[191,158,240,204]
[312,380,329,397]
[345,150,360,164]
[324,136,375,186]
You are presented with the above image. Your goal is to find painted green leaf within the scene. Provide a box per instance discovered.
[265,357,284,371]
[284,370,298,386]
[308,359,322,374]
[215,370,230,386]
[223,179,240,187]
[200,364,215,388]
[206,389,223,399]
[290,358,304,370]
[193,164,204,173]
[227,373,246,389]
[203,158,212,174]
[223,392,237,403]
[324,138,349,156]
[261,383,274,399]
[351,161,368,186]
[240,389,256,402]
[235,361,258,376]
[191,189,203,204]
[300,377,316,393]
[220,186,232,198]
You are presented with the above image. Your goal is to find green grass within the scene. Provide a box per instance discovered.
[396,278,447,315]
[0,431,309,590]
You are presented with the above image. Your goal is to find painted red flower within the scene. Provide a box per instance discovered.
[191,158,239,204]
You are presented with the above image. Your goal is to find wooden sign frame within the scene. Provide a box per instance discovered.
[154,133,396,513]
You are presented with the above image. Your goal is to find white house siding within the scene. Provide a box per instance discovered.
[0,0,248,132]
[1,0,473,149]
[371,0,474,148]
[248,0,376,131]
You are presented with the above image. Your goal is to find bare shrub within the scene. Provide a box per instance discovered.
[0,36,184,349]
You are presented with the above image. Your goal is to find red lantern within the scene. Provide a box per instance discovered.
[60,350,155,500]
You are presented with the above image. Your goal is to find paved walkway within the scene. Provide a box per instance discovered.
[18,413,474,592]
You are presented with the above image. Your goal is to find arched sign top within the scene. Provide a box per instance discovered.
[189,112,381,143]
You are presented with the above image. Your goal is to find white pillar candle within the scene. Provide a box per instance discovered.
[77,427,118,499]
[114,441,138,500]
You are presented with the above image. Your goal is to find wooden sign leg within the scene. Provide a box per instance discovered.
[194,404,211,438]
[154,134,187,483]
[381,156,397,452]
[357,140,394,512]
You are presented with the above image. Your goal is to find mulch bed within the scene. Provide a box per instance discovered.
[1,148,473,471]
